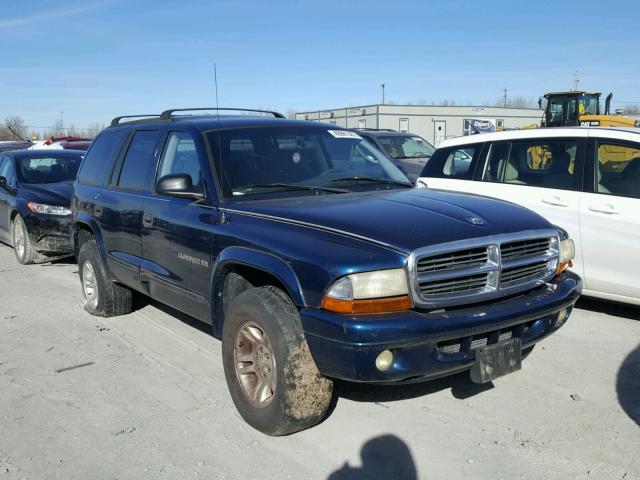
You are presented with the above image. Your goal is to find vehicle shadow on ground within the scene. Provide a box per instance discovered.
[617,345,640,426]
[575,297,640,321]
[138,296,213,335]
[327,434,417,480]
[40,256,77,270]
[334,370,493,405]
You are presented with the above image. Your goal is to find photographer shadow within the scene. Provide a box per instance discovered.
[328,434,417,480]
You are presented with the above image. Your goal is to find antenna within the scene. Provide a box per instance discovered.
[214,63,226,197]
[214,63,220,122]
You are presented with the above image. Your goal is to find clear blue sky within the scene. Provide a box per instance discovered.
[1,0,638,130]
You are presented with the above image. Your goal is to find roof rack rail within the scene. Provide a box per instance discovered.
[159,107,286,120]
[110,114,160,127]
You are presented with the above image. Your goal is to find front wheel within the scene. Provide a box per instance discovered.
[222,286,333,436]
[12,214,38,265]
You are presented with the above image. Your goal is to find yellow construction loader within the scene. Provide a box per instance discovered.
[539,91,639,128]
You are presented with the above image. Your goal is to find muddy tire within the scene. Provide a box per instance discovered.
[78,239,132,317]
[222,286,333,436]
[12,215,39,265]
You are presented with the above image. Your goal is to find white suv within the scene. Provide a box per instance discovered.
[417,127,640,306]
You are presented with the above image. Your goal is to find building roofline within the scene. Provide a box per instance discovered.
[296,103,543,115]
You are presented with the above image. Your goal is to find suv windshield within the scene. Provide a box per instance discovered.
[17,154,82,184]
[376,135,435,159]
[207,127,411,197]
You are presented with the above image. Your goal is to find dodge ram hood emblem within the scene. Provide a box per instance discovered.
[466,216,486,226]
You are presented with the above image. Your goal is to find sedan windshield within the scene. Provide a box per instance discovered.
[17,154,82,184]
[376,135,435,159]
[207,127,411,198]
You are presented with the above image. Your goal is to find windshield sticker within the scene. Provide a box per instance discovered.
[292,151,301,164]
[328,130,362,139]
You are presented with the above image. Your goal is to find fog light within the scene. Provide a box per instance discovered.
[375,350,394,371]
[555,308,568,328]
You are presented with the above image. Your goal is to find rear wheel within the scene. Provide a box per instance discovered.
[12,215,38,265]
[222,286,333,436]
[78,239,133,317]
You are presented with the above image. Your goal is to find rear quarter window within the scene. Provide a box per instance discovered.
[421,144,481,180]
[77,129,128,186]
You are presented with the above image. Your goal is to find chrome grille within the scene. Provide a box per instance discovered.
[409,230,559,309]
[500,261,548,286]
[419,272,488,296]
[501,238,551,261]
[417,247,488,273]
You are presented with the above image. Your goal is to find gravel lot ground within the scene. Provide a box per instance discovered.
[0,242,638,480]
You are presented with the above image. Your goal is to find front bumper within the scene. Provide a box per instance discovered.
[24,215,73,256]
[300,271,582,383]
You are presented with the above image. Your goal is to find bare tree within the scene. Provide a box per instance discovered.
[620,104,640,115]
[0,116,29,141]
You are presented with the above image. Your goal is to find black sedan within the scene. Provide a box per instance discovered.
[0,149,84,264]
[353,129,435,182]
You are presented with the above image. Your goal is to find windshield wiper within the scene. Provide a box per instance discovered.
[233,183,349,194]
[327,176,414,188]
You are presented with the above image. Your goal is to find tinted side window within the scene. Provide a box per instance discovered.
[116,130,159,191]
[486,139,579,190]
[595,141,640,199]
[0,157,13,185]
[77,129,128,186]
[157,132,201,187]
[421,145,479,179]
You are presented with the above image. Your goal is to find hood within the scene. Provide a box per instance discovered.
[18,180,73,206]
[225,188,554,254]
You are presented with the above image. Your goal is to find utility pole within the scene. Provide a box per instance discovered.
[572,70,580,91]
[380,83,385,105]
[503,88,508,108]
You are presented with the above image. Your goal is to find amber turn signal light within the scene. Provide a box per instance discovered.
[556,260,572,275]
[321,295,412,314]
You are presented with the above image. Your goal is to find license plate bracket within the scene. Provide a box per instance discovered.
[470,338,522,383]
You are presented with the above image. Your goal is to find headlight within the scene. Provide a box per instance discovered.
[27,202,72,216]
[322,268,411,314]
[556,238,575,275]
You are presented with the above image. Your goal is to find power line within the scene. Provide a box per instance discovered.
[24,125,102,131]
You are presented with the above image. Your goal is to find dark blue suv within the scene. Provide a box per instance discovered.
[71,108,581,435]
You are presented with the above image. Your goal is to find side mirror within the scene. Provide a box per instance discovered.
[0,177,6,189]
[156,174,205,200]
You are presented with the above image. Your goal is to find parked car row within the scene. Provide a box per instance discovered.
[0,109,582,437]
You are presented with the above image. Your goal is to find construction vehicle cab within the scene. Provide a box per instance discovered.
[541,91,602,127]
[540,91,639,128]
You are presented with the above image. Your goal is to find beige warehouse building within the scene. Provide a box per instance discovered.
[296,104,544,146]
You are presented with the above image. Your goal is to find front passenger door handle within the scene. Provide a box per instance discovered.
[589,204,620,215]
[541,195,569,207]
[142,213,154,228]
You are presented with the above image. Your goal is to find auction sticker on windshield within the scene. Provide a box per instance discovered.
[328,130,362,139]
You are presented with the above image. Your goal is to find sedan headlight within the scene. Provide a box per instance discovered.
[322,268,411,314]
[27,202,72,216]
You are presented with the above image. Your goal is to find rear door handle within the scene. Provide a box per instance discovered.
[541,195,569,207]
[142,213,154,228]
[589,204,620,215]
